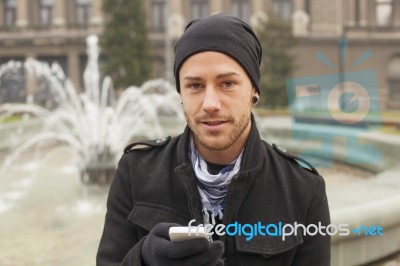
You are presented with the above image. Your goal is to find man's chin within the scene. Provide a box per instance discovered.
[196,136,233,151]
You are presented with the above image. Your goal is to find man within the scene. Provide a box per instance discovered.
[97,14,331,266]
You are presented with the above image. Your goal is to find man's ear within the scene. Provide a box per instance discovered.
[252,88,260,105]
[252,95,259,105]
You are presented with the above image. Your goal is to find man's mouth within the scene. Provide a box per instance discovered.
[202,121,226,125]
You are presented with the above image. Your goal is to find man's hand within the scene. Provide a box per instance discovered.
[141,223,224,266]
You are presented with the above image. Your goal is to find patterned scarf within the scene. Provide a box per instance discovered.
[189,136,243,225]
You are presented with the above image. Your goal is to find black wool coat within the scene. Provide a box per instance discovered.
[96,122,331,266]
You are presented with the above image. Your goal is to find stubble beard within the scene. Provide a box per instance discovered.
[185,111,251,151]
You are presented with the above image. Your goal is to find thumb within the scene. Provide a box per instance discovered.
[151,222,182,239]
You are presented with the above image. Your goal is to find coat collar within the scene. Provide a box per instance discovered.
[237,114,265,173]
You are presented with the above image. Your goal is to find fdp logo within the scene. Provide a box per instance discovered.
[286,39,381,167]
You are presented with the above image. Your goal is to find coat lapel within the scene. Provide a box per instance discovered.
[174,126,204,224]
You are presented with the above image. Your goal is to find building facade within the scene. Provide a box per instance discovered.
[0,0,103,95]
[0,0,399,109]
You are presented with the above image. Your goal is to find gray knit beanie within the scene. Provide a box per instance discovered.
[174,13,263,94]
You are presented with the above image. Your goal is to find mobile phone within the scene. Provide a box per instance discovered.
[168,226,209,242]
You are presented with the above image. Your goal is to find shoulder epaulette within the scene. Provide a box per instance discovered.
[272,143,319,176]
[124,136,171,154]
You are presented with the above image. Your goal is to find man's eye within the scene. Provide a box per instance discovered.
[190,83,202,89]
[222,81,234,88]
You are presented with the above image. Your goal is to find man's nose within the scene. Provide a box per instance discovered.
[202,87,221,113]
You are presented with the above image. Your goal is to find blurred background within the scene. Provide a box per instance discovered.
[0,0,399,265]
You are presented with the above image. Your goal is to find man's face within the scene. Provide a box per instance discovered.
[179,51,255,152]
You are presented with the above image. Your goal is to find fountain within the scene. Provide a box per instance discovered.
[0,35,184,185]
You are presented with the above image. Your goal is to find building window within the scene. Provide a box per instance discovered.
[76,0,92,25]
[305,0,311,15]
[271,0,292,21]
[232,0,249,22]
[151,0,167,32]
[4,0,17,26]
[376,0,393,26]
[35,56,68,109]
[389,80,400,101]
[387,56,400,108]
[352,0,360,26]
[304,0,312,26]
[0,57,25,104]
[40,0,54,25]
[192,0,208,19]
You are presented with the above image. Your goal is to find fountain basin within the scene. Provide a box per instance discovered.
[79,159,116,185]
[329,166,400,266]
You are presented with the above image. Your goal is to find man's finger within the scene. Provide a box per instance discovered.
[161,238,210,259]
[169,240,224,266]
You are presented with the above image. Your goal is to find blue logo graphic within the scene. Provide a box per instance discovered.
[286,39,381,168]
[351,225,383,236]
[187,220,384,241]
